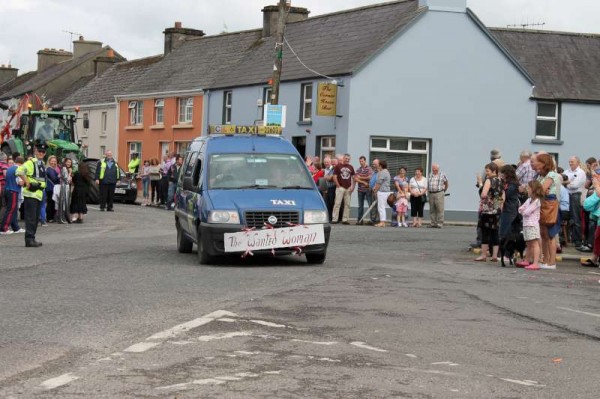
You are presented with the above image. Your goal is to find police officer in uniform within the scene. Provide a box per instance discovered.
[17,142,47,247]
[95,150,120,212]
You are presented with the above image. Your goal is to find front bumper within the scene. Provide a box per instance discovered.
[199,223,331,257]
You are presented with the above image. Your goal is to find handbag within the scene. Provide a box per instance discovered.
[421,194,428,204]
[387,193,396,207]
[317,177,328,192]
[540,197,559,225]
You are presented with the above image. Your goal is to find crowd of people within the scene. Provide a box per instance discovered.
[305,153,449,229]
[134,152,183,209]
[471,149,600,270]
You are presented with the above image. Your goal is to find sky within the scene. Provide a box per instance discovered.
[1,0,599,73]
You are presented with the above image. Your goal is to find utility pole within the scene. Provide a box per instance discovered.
[270,0,288,105]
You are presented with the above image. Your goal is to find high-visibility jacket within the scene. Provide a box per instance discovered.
[98,158,120,182]
[17,159,47,201]
[128,158,140,174]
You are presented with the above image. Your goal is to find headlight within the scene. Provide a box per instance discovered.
[208,210,240,224]
[303,210,328,224]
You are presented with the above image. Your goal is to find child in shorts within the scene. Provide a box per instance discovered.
[395,193,409,227]
[517,180,544,270]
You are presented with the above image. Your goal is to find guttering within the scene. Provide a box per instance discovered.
[115,88,204,101]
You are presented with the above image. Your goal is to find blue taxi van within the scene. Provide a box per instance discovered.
[175,132,331,264]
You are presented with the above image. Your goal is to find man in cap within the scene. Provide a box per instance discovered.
[16,142,47,247]
[95,150,120,212]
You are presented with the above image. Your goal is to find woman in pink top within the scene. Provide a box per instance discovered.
[517,180,545,270]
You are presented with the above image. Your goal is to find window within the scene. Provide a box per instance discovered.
[223,91,232,124]
[300,83,313,122]
[129,142,142,162]
[175,141,191,155]
[536,102,559,139]
[369,136,430,176]
[128,100,143,125]
[100,145,106,157]
[154,99,164,124]
[81,113,89,137]
[178,97,193,123]
[160,142,170,158]
[319,136,336,160]
[101,111,107,134]
[263,87,273,107]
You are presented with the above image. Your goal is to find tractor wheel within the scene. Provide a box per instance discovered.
[85,160,100,204]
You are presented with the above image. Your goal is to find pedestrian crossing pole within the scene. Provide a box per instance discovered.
[271,0,288,105]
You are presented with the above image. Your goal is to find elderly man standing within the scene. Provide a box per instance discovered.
[427,163,448,228]
[331,153,355,225]
[516,150,536,199]
[95,150,121,212]
[354,155,373,225]
[565,156,586,247]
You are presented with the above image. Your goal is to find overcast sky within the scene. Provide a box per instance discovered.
[1,0,599,73]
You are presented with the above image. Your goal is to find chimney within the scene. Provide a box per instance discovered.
[94,51,117,76]
[418,0,467,12]
[0,64,18,86]
[163,22,205,55]
[37,48,72,71]
[73,36,103,58]
[262,5,309,38]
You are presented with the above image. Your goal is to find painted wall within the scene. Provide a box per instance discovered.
[348,10,535,219]
[117,95,203,166]
[551,102,600,165]
[205,79,350,158]
[75,105,117,160]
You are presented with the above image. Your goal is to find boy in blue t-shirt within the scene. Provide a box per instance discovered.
[1,156,25,234]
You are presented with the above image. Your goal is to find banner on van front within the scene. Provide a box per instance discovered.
[224,224,325,253]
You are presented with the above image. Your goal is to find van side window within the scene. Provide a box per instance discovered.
[184,152,197,178]
[192,156,202,188]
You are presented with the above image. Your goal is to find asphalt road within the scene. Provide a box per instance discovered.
[1,204,599,398]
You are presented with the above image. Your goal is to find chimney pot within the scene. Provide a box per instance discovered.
[79,35,84,40]
[262,4,309,38]
[163,24,205,55]
[175,21,182,28]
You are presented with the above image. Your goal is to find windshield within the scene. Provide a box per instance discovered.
[208,153,314,189]
[33,115,74,142]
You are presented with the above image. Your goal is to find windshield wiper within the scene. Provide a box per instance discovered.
[280,185,313,189]
[238,184,277,189]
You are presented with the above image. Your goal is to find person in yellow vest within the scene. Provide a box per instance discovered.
[128,152,140,174]
[16,142,47,247]
[95,150,121,212]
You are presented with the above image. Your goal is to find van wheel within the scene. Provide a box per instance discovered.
[306,252,326,265]
[197,231,213,265]
[177,223,193,253]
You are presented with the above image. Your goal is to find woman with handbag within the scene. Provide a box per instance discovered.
[474,163,504,262]
[409,167,427,227]
[534,153,562,270]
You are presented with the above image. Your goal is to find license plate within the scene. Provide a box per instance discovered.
[115,188,126,194]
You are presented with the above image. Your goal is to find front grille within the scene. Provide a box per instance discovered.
[244,211,300,228]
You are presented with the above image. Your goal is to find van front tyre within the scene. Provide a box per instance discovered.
[306,252,326,265]
[177,224,193,253]
[197,233,213,265]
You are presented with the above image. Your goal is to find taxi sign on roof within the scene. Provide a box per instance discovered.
[209,125,282,135]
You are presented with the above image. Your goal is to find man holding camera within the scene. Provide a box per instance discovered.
[16,142,47,247]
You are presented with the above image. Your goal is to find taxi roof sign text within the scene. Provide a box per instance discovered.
[209,125,283,135]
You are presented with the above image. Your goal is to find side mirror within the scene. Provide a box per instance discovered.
[83,119,89,129]
[182,176,194,191]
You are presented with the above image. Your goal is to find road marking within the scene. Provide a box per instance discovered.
[588,271,600,275]
[431,361,459,366]
[155,370,278,391]
[318,357,341,362]
[40,373,79,390]
[405,354,418,358]
[197,331,253,342]
[557,307,600,318]
[217,318,237,322]
[291,339,338,345]
[350,341,388,352]
[123,342,160,353]
[147,310,238,340]
[500,378,545,387]
[235,351,261,355]
[249,320,286,328]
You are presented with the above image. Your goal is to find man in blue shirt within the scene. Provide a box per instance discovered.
[1,156,25,234]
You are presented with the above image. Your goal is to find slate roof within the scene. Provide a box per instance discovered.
[0,71,37,95]
[0,46,123,100]
[491,28,600,102]
[52,74,96,106]
[62,55,163,106]
[123,0,424,94]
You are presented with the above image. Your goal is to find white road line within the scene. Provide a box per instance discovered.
[197,331,253,342]
[249,320,287,328]
[587,271,600,275]
[217,318,237,322]
[405,354,418,358]
[291,339,338,345]
[431,361,459,366]
[500,378,545,387]
[350,341,388,352]
[155,370,277,391]
[557,306,600,318]
[147,310,237,341]
[123,342,160,353]
[40,373,79,390]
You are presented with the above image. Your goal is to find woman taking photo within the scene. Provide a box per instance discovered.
[534,153,562,270]
[409,167,427,227]
[45,156,60,223]
[372,160,391,227]
[474,163,504,262]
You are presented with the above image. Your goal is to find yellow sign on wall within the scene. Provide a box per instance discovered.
[317,83,337,117]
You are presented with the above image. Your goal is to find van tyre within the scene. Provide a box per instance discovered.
[197,230,213,265]
[177,223,193,253]
[306,252,326,265]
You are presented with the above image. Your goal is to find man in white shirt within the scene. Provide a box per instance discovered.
[564,156,586,247]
